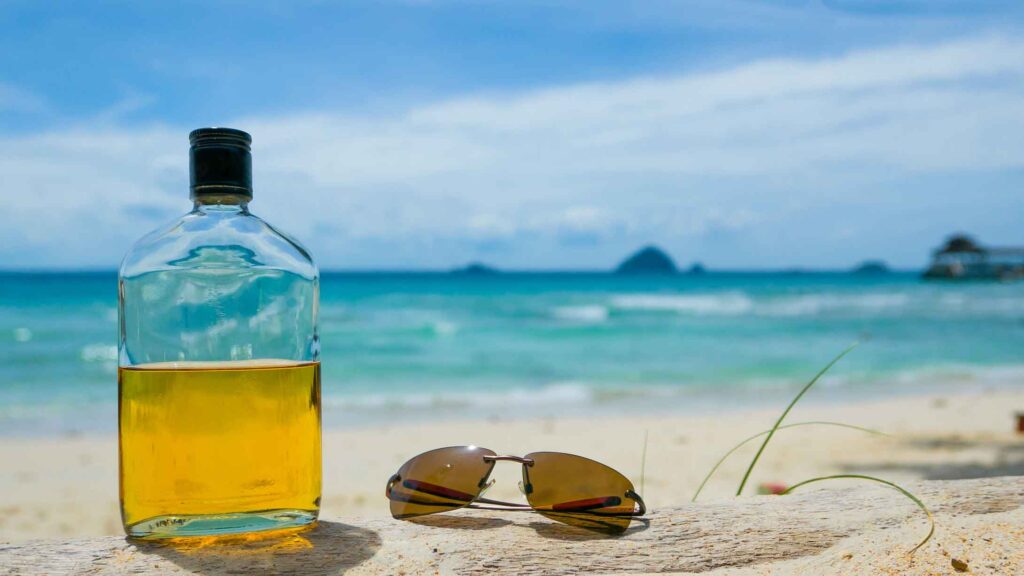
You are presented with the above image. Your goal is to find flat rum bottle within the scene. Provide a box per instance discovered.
[118,128,321,538]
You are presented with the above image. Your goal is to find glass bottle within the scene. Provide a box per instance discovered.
[118,128,320,538]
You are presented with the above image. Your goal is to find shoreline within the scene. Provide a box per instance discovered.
[1,387,1022,543]
[3,361,1024,438]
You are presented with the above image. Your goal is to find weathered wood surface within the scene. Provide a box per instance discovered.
[1,477,1021,575]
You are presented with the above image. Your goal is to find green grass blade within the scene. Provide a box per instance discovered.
[735,343,859,496]
[691,421,885,502]
[781,474,935,554]
[640,429,649,496]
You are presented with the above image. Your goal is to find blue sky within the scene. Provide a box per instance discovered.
[2,0,1024,270]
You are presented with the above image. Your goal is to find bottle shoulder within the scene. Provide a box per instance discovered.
[120,208,318,280]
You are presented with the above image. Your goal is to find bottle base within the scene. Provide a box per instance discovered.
[125,509,319,539]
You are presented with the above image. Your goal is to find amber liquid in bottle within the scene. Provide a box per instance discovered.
[118,361,321,536]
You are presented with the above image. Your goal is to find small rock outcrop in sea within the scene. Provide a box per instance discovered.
[615,246,677,274]
[451,262,499,275]
[852,260,889,275]
[688,262,707,275]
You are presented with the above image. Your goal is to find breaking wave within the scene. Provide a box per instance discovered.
[607,290,1024,318]
[318,363,1024,421]
[551,305,610,323]
[611,292,754,315]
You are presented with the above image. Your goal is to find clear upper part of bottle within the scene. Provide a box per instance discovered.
[119,128,319,366]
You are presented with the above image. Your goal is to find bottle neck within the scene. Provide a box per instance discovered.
[193,194,250,214]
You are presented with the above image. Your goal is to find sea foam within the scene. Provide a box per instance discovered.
[608,291,943,317]
[80,344,118,362]
[611,292,754,315]
[322,381,595,412]
[552,305,610,323]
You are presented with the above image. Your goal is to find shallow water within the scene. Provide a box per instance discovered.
[2,271,1023,435]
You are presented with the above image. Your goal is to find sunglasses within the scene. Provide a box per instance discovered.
[385,446,646,533]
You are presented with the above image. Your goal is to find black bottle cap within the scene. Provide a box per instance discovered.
[189,127,253,199]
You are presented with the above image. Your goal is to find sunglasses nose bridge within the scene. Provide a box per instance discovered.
[482,455,534,465]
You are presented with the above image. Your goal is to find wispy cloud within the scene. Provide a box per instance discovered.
[2,36,1023,268]
[0,82,45,113]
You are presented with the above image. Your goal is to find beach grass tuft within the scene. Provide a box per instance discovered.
[691,420,886,502]
[735,343,860,496]
[781,474,935,554]
[640,429,649,496]
[697,342,935,554]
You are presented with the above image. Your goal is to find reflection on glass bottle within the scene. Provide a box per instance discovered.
[118,128,321,538]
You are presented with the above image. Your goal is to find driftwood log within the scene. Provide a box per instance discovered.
[1,477,1021,575]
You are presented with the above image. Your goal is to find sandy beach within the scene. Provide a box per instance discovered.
[1,388,1021,544]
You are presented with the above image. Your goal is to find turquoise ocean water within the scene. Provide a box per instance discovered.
[2,271,1023,435]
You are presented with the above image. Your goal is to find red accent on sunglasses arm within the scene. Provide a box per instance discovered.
[403,479,478,502]
[550,496,622,512]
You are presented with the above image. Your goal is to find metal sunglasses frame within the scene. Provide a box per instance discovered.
[385,451,646,519]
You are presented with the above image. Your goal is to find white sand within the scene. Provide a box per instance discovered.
[1,389,1021,543]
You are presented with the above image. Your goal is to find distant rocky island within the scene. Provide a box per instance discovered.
[615,246,677,275]
[852,260,890,275]
[450,262,499,275]
[449,247,962,276]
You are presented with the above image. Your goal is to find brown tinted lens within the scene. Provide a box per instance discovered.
[522,452,640,533]
[388,446,496,519]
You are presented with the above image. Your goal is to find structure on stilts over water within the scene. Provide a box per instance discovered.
[924,234,1024,281]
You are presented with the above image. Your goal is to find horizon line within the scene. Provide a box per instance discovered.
[0,266,923,275]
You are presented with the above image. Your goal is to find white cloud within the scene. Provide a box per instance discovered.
[0,82,45,113]
[1,36,1023,268]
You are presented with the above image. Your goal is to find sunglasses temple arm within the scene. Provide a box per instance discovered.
[384,473,527,510]
[472,496,531,508]
[627,489,647,516]
[386,474,645,516]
